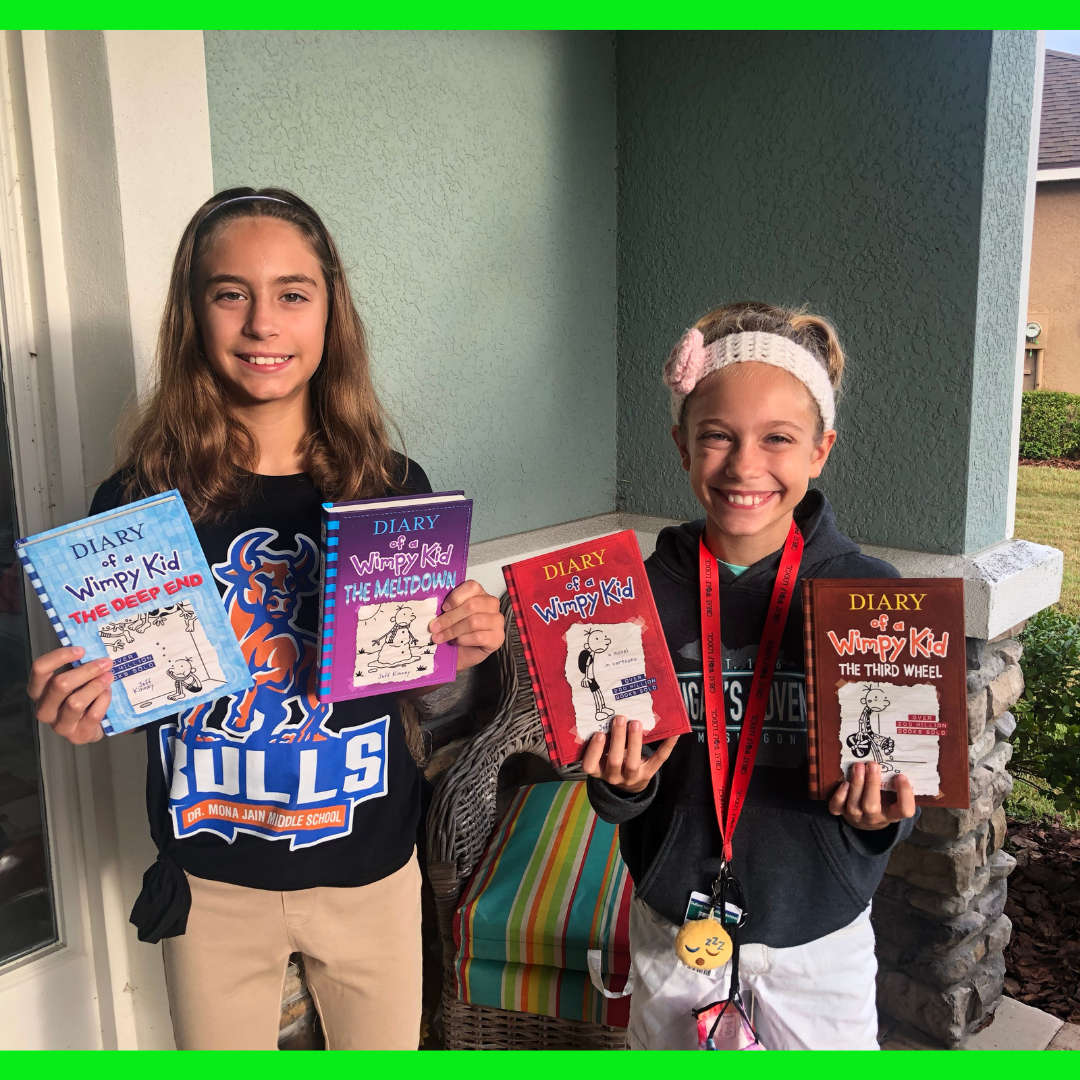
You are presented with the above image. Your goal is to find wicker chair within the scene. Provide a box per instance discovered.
[426,594,628,1050]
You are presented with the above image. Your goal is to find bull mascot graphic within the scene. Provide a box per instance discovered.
[179,528,331,742]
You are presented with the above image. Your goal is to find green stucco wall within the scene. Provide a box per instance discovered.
[615,31,1038,556]
[204,31,616,542]
[967,31,1040,552]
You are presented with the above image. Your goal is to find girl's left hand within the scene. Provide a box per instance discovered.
[828,762,916,830]
[429,581,505,672]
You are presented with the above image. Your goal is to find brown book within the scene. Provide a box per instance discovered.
[802,578,969,809]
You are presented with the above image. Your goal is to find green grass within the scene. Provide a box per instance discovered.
[1006,776,1080,829]
[1014,465,1080,618]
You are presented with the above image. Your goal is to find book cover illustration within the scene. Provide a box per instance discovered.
[317,492,472,703]
[838,679,942,795]
[563,622,655,740]
[802,577,968,808]
[15,490,253,735]
[503,531,690,766]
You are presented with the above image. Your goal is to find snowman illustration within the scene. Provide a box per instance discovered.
[846,684,896,771]
[579,628,616,727]
[366,605,425,672]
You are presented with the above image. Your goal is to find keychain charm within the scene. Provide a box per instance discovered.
[675,869,744,971]
[675,915,732,970]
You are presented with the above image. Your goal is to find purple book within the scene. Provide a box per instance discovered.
[317,491,473,703]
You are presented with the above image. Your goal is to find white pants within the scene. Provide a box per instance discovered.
[627,897,880,1050]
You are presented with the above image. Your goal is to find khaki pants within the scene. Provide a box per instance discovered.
[162,853,423,1050]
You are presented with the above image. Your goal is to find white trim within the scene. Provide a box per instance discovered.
[1005,32,1046,541]
[0,29,104,1049]
[1035,166,1080,181]
[0,34,48,538]
[466,511,681,598]
[19,31,85,523]
[469,512,1063,641]
[860,537,1062,640]
[103,31,214,398]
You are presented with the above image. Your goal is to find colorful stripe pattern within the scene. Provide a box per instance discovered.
[456,958,632,1027]
[453,781,632,1025]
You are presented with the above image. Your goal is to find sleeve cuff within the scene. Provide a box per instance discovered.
[841,809,919,856]
[586,773,659,824]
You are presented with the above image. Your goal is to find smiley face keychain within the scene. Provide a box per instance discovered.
[675,916,732,971]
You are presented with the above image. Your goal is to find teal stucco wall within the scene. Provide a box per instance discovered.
[615,31,1038,556]
[967,31,1040,552]
[204,31,616,542]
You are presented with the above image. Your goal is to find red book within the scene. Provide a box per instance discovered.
[802,577,969,808]
[502,530,690,766]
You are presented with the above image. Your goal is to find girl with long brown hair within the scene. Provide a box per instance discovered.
[27,188,504,1049]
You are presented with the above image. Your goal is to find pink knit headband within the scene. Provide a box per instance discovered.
[663,328,836,429]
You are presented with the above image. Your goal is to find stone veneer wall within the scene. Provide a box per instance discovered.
[873,634,1025,1047]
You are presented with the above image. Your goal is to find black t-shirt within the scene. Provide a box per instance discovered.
[89,459,431,890]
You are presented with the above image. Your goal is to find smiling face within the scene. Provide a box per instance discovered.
[194,216,329,411]
[673,362,836,565]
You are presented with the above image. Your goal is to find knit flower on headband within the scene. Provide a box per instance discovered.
[663,328,708,396]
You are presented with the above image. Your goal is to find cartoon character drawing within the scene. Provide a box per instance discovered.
[175,600,199,634]
[366,605,424,672]
[579,628,616,726]
[99,610,152,649]
[845,684,896,771]
[165,657,203,701]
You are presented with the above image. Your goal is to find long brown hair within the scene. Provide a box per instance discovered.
[119,187,403,522]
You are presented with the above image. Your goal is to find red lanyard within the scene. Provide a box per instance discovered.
[699,520,803,862]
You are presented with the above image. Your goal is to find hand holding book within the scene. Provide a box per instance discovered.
[582,714,679,795]
[428,579,505,672]
[28,646,114,745]
[828,760,916,830]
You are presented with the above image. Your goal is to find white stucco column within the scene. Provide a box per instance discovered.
[103,30,215,396]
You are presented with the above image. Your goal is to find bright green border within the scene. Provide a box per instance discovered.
[3,1048,1080,1071]
[3,5,1076,1071]
[5,1,1080,28]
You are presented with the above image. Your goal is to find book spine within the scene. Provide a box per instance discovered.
[503,565,562,766]
[801,579,820,800]
[317,506,339,702]
[14,544,73,649]
[14,542,116,735]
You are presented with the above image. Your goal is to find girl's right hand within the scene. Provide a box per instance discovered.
[582,714,678,795]
[27,646,112,745]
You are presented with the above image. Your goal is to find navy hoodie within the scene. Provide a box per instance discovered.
[587,491,917,948]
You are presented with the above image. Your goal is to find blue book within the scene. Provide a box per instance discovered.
[15,490,253,735]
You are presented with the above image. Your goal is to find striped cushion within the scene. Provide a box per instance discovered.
[455,958,631,1027]
[453,781,632,1025]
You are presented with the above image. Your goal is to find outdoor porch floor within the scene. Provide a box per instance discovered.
[879,997,1079,1050]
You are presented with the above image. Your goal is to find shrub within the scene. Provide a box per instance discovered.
[1019,391,1080,460]
[1013,607,1080,813]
